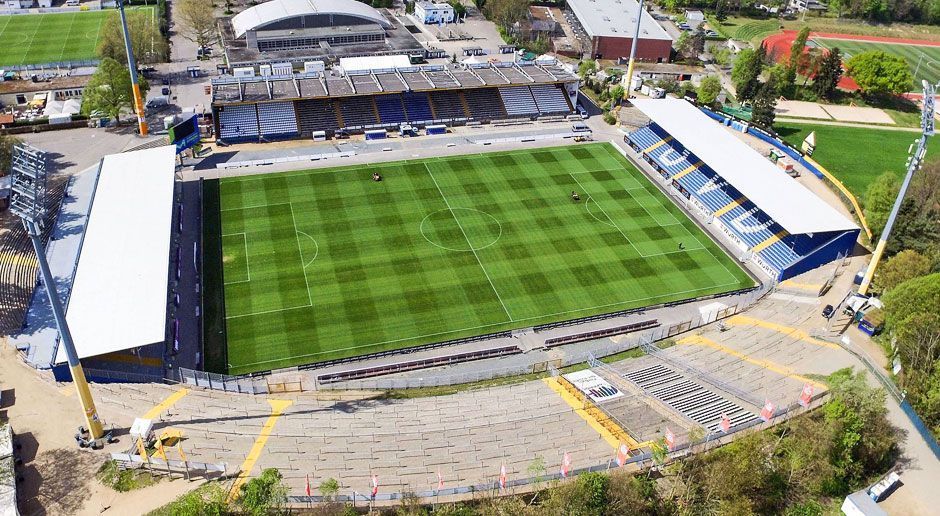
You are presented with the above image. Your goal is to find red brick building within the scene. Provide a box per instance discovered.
[568,0,673,62]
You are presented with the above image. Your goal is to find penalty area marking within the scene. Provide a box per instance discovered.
[296,230,319,268]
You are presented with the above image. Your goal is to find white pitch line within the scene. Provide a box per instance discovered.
[289,202,314,306]
[569,172,644,257]
[231,278,748,369]
[424,163,514,323]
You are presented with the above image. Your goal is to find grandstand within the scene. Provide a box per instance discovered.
[211,60,579,142]
[625,98,859,281]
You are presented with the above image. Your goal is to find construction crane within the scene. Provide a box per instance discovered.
[858,80,936,295]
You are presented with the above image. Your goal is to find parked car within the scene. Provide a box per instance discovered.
[822,304,835,319]
[161,87,171,96]
[146,96,169,109]
[705,30,718,37]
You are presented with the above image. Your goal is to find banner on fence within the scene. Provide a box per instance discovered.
[564,370,623,404]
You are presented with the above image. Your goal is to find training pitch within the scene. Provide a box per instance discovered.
[812,37,940,86]
[0,8,153,66]
[214,143,754,374]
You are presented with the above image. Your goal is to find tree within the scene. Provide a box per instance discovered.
[884,272,940,329]
[814,48,844,99]
[81,58,149,122]
[0,134,22,175]
[731,48,763,101]
[578,59,597,78]
[798,48,826,86]
[715,0,728,22]
[483,0,528,31]
[751,78,778,129]
[845,51,914,96]
[789,26,811,71]
[449,0,467,19]
[697,75,722,106]
[97,11,168,65]
[864,172,901,236]
[177,0,218,50]
[238,468,288,516]
[767,63,796,97]
[610,84,625,104]
[319,477,340,500]
[876,250,933,292]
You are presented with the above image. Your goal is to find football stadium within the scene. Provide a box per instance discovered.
[203,143,755,374]
[0,7,155,67]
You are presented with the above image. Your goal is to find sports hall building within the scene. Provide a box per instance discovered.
[210,60,580,142]
[220,0,427,66]
[567,0,673,61]
[626,98,859,281]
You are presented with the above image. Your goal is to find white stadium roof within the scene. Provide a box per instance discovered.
[631,98,857,235]
[56,146,177,363]
[232,0,392,39]
[567,0,672,41]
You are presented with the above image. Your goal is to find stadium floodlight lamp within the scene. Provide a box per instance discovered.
[9,144,105,440]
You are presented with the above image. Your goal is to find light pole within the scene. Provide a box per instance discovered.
[858,80,936,295]
[623,0,645,94]
[118,0,148,136]
[8,144,105,439]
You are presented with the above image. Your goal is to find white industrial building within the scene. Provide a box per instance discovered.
[414,1,455,25]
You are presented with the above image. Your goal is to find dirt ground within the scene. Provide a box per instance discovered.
[0,340,198,515]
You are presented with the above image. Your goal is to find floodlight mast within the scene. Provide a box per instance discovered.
[118,0,148,137]
[9,144,105,439]
[623,0,645,96]
[857,80,936,295]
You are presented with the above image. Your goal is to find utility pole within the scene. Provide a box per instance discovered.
[858,80,936,295]
[118,0,148,136]
[623,0,645,94]
[9,144,105,439]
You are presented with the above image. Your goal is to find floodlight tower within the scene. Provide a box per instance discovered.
[9,144,105,439]
[118,0,148,136]
[858,80,936,295]
[623,0,645,95]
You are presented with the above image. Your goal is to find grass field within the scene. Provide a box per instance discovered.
[775,123,938,201]
[812,37,940,86]
[215,144,754,374]
[0,7,153,66]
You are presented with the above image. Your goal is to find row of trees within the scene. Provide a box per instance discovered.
[866,156,940,438]
[658,0,940,26]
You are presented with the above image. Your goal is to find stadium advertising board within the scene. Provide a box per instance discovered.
[564,370,624,404]
[169,115,200,154]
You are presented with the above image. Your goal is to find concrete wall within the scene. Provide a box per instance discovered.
[592,37,671,62]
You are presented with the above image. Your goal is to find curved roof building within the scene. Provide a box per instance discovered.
[232,0,392,39]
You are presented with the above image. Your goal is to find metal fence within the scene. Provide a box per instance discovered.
[177,367,267,394]
[2,59,100,72]
[317,286,771,391]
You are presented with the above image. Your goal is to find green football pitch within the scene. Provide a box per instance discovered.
[812,37,940,86]
[775,122,938,201]
[0,7,153,66]
[216,143,754,374]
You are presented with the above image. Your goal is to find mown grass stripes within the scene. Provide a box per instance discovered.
[217,143,754,374]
